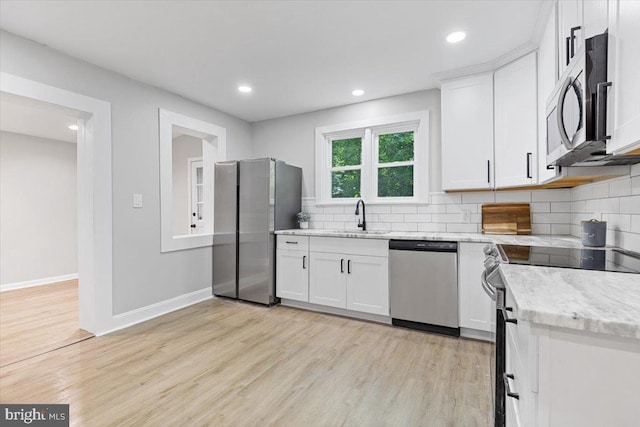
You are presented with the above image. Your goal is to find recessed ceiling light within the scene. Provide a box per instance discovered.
[352,89,365,96]
[446,31,466,43]
[238,85,252,93]
[68,124,78,131]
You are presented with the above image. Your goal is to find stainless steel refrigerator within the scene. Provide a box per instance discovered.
[212,158,301,305]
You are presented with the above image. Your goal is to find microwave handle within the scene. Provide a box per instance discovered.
[595,81,612,141]
[557,76,574,150]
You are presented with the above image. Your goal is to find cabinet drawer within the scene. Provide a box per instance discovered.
[310,236,388,257]
[277,235,309,251]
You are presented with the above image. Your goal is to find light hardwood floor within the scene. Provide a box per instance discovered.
[0,280,93,367]
[0,298,493,426]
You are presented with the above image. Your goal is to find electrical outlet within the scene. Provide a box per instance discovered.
[461,210,471,223]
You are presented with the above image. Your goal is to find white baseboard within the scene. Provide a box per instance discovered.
[102,287,212,336]
[281,298,392,325]
[0,273,79,292]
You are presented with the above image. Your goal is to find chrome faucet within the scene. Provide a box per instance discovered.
[355,199,366,231]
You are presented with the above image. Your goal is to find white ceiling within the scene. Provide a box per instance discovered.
[0,0,545,123]
[0,93,79,143]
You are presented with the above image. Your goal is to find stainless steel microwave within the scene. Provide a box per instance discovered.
[546,33,609,167]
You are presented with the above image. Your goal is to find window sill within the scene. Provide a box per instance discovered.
[315,198,429,207]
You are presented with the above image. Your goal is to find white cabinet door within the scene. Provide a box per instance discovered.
[494,52,538,188]
[309,252,346,308]
[557,0,583,77]
[606,0,640,154]
[583,0,608,38]
[441,73,495,190]
[458,243,495,333]
[346,255,389,316]
[538,6,560,184]
[276,249,309,302]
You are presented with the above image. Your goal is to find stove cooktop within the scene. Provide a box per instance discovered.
[497,245,640,274]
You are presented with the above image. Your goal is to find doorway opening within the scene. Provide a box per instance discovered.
[0,92,93,366]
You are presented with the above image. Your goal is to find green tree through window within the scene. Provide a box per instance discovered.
[378,131,414,197]
[331,137,362,198]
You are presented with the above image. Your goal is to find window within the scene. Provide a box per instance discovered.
[315,111,428,204]
[159,108,226,252]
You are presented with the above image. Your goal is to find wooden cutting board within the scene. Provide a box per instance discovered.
[481,203,531,235]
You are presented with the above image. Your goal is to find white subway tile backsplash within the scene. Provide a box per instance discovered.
[323,206,346,214]
[531,189,570,202]
[631,176,640,195]
[550,202,571,212]
[446,223,477,233]
[367,205,391,214]
[609,178,632,197]
[570,173,640,253]
[378,213,405,223]
[417,223,447,232]
[603,213,631,232]
[495,191,531,203]
[619,195,640,214]
[530,202,551,213]
[391,206,418,214]
[532,213,571,224]
[531,224,551,234]
[551,224,571,235]
[432,213,462,223]
[403,213,432,223]
[585,197,619,213]
[592,182,610,199]
[430,193,462,204]
[462,192,496,204]
[301,177,640,246]
[392,222,418,232]
[418,205,447,214]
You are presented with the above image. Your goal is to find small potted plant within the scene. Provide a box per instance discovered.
[296,212,311,229]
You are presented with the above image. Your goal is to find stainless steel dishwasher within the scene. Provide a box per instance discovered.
[389,240,459,336]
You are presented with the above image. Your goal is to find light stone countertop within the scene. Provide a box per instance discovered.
[276,229,589,248]
[277,228,640,339]
[500,264,640,339]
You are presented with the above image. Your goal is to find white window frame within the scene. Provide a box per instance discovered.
[159,108,226,252]
[315,111,429,205]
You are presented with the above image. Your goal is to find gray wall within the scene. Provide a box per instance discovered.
[0,131,77,285]
[251,89,442,197]
[0,30,252,314]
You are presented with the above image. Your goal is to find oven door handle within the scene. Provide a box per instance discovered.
[557,76,574,150]
[481,271,497,301]
[501,306,518,324]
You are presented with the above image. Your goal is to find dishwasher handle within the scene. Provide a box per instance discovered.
[389,240,457,252]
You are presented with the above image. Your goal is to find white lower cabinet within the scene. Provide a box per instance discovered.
[345,254,389,316]
[308,252,347,308]
[309,251,389,316]
[275,248,309,302]
[504,289,640,427]
[458,242,495,334]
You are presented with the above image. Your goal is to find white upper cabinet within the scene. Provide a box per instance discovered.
[606,0,640,154]
[538,6,559,183]
[441,73,495,191]
[557,0,584,77]
[494,52,538,188]
[583,0,609,38]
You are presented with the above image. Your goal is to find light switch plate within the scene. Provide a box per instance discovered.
[133,193,143,208]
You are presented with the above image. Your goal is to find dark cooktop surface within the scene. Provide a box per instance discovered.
[497,245,640,274]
